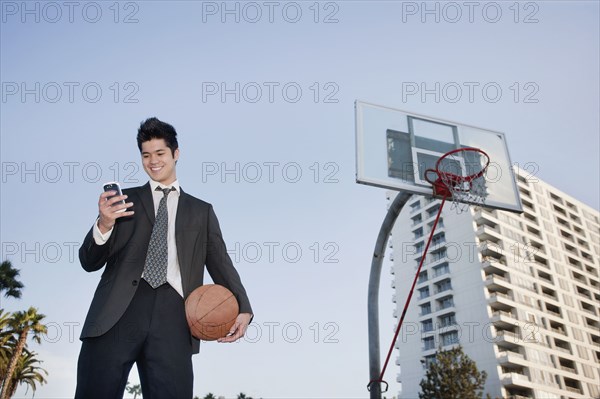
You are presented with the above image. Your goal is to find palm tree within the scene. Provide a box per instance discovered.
[0,310,12,346]
[0,261,24,300]
[0,310,14,382]
[125,382,142,398]
[0,307,47,399]
[1,348,47,397]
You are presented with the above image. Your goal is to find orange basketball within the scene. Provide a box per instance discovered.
[185,284,239,341]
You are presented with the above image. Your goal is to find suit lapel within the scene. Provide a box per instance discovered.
[176,188,192,295]
[138,182,155,224]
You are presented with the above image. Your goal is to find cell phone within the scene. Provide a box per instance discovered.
[103,181,126,212]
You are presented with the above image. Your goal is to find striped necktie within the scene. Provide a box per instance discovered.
[143,186,175,288]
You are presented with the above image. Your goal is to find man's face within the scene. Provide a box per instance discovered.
[141,138,179,185]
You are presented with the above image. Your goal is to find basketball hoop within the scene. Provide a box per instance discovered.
[424,147,490,212]
[374,147,492,393]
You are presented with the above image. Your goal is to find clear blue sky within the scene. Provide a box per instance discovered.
[1,1,598,398]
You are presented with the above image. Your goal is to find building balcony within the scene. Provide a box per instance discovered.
[423,253,448,267]
[479,240,504,258]
[437,301,455,312]
[485,274,511,291]
[580,302,597,316]
[545,305,562,318]
[488,292,515,311]
[491,291,513,300]
[473,209,500,226]
[497,351,526,366]
[560,365,576,374]
[476,224,503,242]
[554,346,572,356]
[541,292,559,302]
[410,205,422,214]
[441,327,462,337]
[418,292,430,301]
[565,386,582,395]
[482,258,508,275]
[496,330,520,348]
[585,317,600,329]
[501,372,530,386]
[431,266,450,280]
[577,291,592,300]
[434,283,453,296]
[550,327,567,336]
[491,310,518,329]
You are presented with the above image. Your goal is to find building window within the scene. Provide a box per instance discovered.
[422,336,435,351]
[413,227,424,240]
[439,313,456,328]
[441,331,459,346]
[418,286,430,300]
[428,218,444,230]
[412,214,423,226]
[410,201,421,213]
[427,204,441,218]
[435,279,452,294]
[433,263,450,278]
[437,296,454,311]
[414,242,425,255]
[422,354,436,369]
[420,303,431,316]
[430,248,447,263]
[418,270,428,284]
[422,319,434,333]
[431,232,446,247]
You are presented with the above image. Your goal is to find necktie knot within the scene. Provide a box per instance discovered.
[156,186,175,197]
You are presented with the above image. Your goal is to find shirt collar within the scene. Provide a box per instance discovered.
[149,179,180,194]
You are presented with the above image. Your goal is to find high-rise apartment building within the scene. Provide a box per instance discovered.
[388,170,600,399]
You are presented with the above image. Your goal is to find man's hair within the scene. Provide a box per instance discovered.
[137,117,179,155]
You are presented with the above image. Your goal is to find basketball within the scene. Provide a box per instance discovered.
[185,284,239,341]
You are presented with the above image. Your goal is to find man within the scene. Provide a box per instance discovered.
[76,118,253,398]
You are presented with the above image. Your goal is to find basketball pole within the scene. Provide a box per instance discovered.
[367,191,412,399]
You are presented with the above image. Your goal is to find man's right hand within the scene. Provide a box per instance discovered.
[97,191,134,234]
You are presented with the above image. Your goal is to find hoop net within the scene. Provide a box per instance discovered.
[424,148,490,213]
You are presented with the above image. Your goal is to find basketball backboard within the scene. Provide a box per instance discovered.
[355,101,523,213]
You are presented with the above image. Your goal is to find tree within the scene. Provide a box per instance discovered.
[0,261,24,300]
[0,310,14,382]
[237,393,253,399]
[0,307,47,399]
[126,382,142,398]
[0,348,47,398]
[202,393,216,399]
[419,346,487,399]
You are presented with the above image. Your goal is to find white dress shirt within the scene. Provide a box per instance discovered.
[92,180,184,297]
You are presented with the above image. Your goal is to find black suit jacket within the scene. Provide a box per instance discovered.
[78,183,252,353]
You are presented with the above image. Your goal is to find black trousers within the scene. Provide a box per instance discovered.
[75,280,193,399]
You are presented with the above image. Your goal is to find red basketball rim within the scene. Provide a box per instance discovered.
[435,147,490,183]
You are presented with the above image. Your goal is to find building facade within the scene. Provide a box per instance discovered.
[389,170,600,398]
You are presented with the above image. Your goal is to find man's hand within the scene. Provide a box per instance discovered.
[97,191,134,234]
[217,313,252,343]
